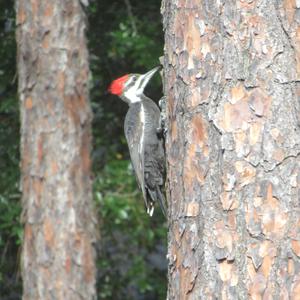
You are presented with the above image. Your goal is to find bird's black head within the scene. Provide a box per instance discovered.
[108,66,161,104]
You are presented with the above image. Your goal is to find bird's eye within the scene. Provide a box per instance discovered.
[132,76,137,82]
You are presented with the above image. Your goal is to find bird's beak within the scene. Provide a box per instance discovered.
[139,66,162,91]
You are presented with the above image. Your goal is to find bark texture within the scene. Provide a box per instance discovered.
[16,1,97,299]
[162,0,300,299]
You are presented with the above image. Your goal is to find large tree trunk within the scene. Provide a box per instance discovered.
[162,0,300,299]
[16,1,97,299]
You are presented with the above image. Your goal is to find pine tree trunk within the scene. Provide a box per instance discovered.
[16,1,97,299]
[162,1,300,299]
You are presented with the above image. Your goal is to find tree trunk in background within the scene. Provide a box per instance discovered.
[16,1,97,299]
[162,0,300,299]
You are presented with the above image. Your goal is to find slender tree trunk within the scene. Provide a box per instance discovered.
[162,0,300,299]
[16,1,97,299]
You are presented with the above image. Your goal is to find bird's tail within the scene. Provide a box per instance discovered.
[155,186,167,218]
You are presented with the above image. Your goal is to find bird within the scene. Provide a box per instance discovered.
[108,66,167,217]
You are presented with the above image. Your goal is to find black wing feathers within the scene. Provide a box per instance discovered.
[124,98,166,217]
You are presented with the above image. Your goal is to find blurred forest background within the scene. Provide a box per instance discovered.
[0,1,166,299]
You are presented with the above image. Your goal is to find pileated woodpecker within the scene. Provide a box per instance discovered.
[108,66,166,217]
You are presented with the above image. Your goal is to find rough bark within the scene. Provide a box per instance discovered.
[162,0,300,299]
[16,1,97,299]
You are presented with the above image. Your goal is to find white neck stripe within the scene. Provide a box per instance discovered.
[124,88,142,103]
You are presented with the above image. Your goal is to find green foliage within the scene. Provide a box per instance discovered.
[94,158,167,299]
[0,195,22,247]
[108,19,162,69]
[0,0,166,299]
[88,5,167,297]
[0,3,22,298]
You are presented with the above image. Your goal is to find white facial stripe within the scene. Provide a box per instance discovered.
[123,71,155,104]
[124,75,145,103]
[139,75,150,93]
[125,76,134,87]
[124,87,141,103]
[135,75,144,95]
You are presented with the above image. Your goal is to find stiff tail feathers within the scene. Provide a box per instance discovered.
[146,186,167,218]
[155,186,167,218]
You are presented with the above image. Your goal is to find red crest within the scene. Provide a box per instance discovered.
[108,74,129,96]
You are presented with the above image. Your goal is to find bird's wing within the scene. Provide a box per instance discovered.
[124,104,147,204]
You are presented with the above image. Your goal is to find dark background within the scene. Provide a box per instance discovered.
[0,1,166,299]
